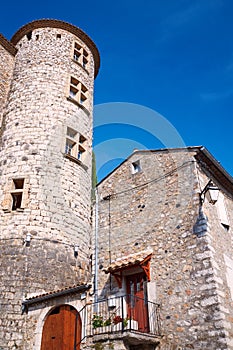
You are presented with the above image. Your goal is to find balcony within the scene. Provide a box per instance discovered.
[81,294,161,347]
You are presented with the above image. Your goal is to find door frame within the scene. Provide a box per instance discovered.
[40,304,81,350]
[125,271,149,333]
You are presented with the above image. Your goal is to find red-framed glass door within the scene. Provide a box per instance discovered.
[126,272,149,332]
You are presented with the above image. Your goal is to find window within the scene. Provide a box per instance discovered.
[216,192,230,231]
[26,31,32,40]
[69,77,88,107]
[65,127,87,162]
[73,42,89,70]
[2,178,29,212]
[11,178,24,211]
[132,160,141,174]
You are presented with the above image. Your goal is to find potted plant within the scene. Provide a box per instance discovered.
[92,314,104,329]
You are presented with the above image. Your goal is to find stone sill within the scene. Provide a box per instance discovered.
[63,153,88,171]
[2,208,24,213]
[92,331,161,346]
[66,96,90,116]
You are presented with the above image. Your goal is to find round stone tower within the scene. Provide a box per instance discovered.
[0,19,100,348]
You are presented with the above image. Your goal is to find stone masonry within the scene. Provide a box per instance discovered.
[1,19,233,350]
[95,147,233,350]
[0,20,100,349]
[0,34,16,128]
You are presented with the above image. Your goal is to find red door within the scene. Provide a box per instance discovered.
[41,305,81,350]
[126,272,149,332]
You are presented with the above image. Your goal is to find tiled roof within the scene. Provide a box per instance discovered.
[104,249,153,274]
[23,283,91,305]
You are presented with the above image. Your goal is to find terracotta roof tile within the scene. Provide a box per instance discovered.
[23,283,91,304]
[104,249,153,273]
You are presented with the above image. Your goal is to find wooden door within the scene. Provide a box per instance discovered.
[41,305,81,350]
[126,272,149,333]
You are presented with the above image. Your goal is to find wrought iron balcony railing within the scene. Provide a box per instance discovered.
[81,294,161,339]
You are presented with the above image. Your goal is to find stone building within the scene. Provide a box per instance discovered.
[0,19,100,349]
[1,19,233,350]
[95,147,233,350]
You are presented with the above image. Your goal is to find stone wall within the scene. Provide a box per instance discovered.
[0,34,16,128]
[95,148,233,349]
[0,22,98,350]
[195,162,233,349]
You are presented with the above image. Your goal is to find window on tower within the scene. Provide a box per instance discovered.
[65,127,87,163]
[2,178,29,213]
[73,42,89,71]
[69,77,88,108]
[11,178,25,211]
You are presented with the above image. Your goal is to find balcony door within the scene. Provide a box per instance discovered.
[126,272,149,332]
[41,305,81,350]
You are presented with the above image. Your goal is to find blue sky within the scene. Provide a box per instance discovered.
[1,0,233,180]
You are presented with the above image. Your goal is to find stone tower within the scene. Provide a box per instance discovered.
[0,20,100,348]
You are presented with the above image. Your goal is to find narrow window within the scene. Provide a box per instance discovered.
[65,127,77,158]
[11,179,24,211]
[80,85,87,105]
[57,33,61,39]
[83,49,88,69]
[73,42,81,62]
[132,160,141,174]
[78,134,86,161]
[26,31,32,40]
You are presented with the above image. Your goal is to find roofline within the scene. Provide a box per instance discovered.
[195,146,233,193]
[97,146,202,186]
[11,19,100,78]
[0,33,17,56]
[97,146,233,194]
[22,284,91,306]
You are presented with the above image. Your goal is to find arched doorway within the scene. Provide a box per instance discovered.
[41,305,81,350]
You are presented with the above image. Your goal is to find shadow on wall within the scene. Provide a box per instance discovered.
[193,207,208,237]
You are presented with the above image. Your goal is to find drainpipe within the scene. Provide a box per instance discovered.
[94,187,99,309]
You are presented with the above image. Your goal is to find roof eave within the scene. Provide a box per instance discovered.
[22,284,91,306]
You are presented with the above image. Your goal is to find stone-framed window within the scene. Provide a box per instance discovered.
[11,178,24,210]
[2,177,29,212]
[69,76,88,107]
[65,127,87,162]
[132,160,141,174]
[73,42,89,71]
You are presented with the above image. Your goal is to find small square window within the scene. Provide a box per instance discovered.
[132,160,141,174]
[13,178,24,189]
[67,127,77,139]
